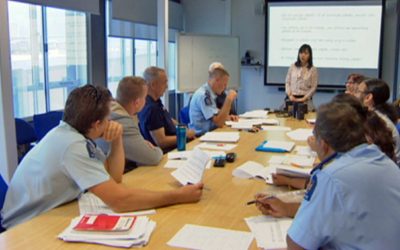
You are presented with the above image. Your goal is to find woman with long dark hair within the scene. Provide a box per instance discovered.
[285,44,318,111]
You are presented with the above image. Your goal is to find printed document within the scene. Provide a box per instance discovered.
[171,148,210,185]
[168,224,254,250]
[245,215,292,250]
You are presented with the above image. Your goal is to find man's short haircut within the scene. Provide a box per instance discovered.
[315,102,367,152]
[63,84,112,135]
[208,62,224,74]
[116,76,146,105]
[143,66,165,84]
[208,67,229,80]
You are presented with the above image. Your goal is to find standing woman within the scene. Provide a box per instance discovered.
[285,44,318,111]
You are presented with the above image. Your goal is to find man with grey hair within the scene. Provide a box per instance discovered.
[138,66,195,152]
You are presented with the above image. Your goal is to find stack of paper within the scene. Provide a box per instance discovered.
[232,161,274,184]
[269,155,316,168]
[171,148,210,185]
[200,132,240,143]
[245,215,292,250]
[256,140,295,153]
[58,215,156,248]
[239,110,269,119]
[294,146,317,157]
[262,125,291,132]
[195,142,237,151]
[167,224,254,250]
[286,128,313,141]
[78,193,156,216]
[165,150,225,169]
[273,164,312,178]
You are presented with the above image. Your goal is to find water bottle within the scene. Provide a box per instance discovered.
[176,124,187,151]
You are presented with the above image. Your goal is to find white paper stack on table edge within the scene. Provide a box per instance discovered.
[286,128,313,141]
[167,224,254,250]
[269,155,316,168]
[239,110,269,118]
[78,193,156,216]
[200,131,240,143]
[171,148,210,185]
[232,161,275,184]
[245,215,292,250]
[272,164,312,178]
[294,146,317,157]
[58,215,156,248]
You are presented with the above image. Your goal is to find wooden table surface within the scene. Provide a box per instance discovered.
[0,115,314,250]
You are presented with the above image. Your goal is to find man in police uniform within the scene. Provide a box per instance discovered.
[189,65,238,135]
[255,102,400,249]
[138,66,195,152]
[1,85,204,229]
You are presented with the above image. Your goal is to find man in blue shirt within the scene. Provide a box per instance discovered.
[138,67,195,152]
[1,85,204,229]
[256,102,400,249]
[189,65,238,135]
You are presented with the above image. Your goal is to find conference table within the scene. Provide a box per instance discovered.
[0,114,315,250]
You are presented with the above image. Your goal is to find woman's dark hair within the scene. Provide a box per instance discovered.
[363,78,398,124]
[346,73,365,84]
[332,93,395,160]
[295,44,313,69]
[63,85,112,135]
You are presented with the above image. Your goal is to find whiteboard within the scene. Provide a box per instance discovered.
[176,34,240,92]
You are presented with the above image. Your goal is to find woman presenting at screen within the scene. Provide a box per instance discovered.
[285,44,318,111]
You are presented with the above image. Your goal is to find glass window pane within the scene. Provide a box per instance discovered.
[9,2,45,118]
[107,37,134,97]
[46,7,87,111]
[134,40,157,77]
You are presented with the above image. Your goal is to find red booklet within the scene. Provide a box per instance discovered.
[73,214,136,232]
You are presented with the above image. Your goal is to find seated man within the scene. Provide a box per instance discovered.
[1,85,203,229]
[189,66,238,136]
[97,76,163,172]
[256,102,400,249]
[138,67,195,152]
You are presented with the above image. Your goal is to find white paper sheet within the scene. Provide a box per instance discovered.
[167,224,254,250]
[195,142,237,151]
[170,148,210,185]
[262,126,292,132]
[273,164,312,178]
[78,193,156,216]
[286,128,313,141]
[262,141,295,152]
[239,110,269,118]
[245,215,292,250]
[200,132,240,143]
[269,155,315,168]
[232,161,275,184]
[294,146,317,157]
[165,159,212,169]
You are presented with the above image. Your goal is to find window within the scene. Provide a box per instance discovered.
[107,37,134,97]
[134,40,157,76]
[9,1,87,118]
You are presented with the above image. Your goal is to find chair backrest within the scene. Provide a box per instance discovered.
[15,118,37,145]
[0,175,7,211]
[0,175,7,233]
[179,106,190,125]
[33,111,63,141]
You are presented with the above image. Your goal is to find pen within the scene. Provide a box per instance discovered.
[246,195,274,205]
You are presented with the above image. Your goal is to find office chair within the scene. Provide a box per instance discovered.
[0,174,7,233]
[15,118,37,162]
[179,106,190,125]
[33,111,63,141]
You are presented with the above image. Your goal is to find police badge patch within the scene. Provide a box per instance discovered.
[86,140,96,158]
[204,90,212,106]
[304,174,317,201]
